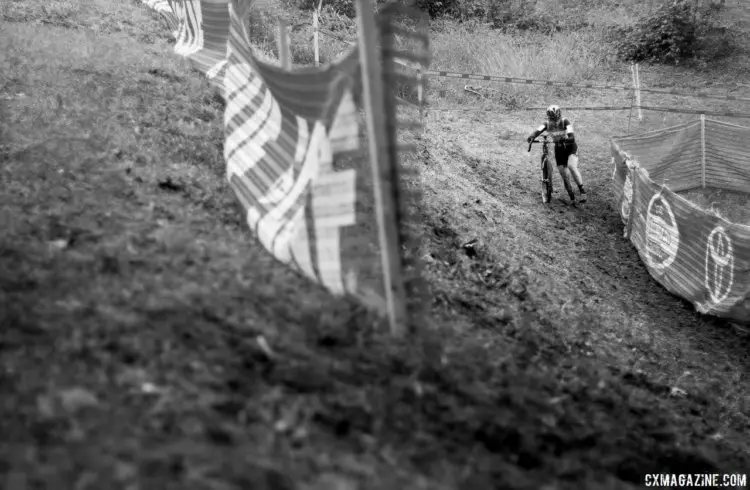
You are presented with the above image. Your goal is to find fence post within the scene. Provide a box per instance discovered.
[417,67,423,106]
[355,0,407,336]
[631,64,636,116]
[635,63,643,121]
[627,75,635,134]
[313,2,320,66]
[278,18,291,69]
[701,113,706,189]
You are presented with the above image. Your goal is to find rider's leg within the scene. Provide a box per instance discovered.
[555,146,576,202]
[567,154,587,201]
[567,154,583,188]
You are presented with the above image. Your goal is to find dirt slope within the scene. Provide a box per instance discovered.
[1,1,749,489]
[417,94,750,467]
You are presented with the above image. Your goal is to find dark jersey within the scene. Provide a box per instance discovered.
[534,117,573,146]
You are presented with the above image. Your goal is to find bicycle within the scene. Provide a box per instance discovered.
[528,135,554,204]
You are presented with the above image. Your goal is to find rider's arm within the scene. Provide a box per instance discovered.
[527,122,547,142]
[563,118,575,140]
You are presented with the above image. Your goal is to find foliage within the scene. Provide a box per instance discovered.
[611,0,733,64]
[410,0,458,18]
[286,0,372,17]
[288,0,591,32]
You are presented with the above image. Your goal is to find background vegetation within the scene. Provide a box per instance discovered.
[284,0,738,65]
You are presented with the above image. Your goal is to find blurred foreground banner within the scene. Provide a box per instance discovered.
[611,119,750,323]
[140,0,430,322]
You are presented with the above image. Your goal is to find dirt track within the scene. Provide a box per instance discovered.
[419,106,750,468]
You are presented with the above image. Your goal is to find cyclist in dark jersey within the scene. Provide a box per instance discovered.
[526,105,587,204]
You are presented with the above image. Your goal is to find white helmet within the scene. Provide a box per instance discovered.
[546,105,561,121]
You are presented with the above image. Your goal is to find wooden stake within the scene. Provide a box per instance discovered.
[418,16,427,127]
[355,0,407,336]
[635,63,643,121]
[700,113,706,188]
[278,18,291,69]
[313,6,320,66]
[628,63,636,134]
[417,67,423,105]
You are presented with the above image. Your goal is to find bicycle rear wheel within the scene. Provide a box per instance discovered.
[541,156,553,204]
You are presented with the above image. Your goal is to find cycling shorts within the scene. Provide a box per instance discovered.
[554,141,578,167]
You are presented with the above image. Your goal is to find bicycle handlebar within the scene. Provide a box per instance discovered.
[527,136,547,152]
[526,134,569,152]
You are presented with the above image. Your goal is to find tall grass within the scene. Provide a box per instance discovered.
[425,18,629,109]
[308,13,626,110]
[430,20,613,81]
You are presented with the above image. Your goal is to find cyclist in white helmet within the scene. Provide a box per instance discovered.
[526,105,587,204]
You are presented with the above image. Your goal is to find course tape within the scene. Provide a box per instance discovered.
[430,71,632,92]
[524,105,750,119]
[523,106,633,111]
[634,105,750,119]
[425,106,632,113]
[425,105,750,119]
[428,71,750,103]
[426,106,632,113]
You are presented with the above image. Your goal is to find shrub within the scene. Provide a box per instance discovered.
[611,0,732,64]
[289,0,462,18]
[244,8,278,55]
[287,0,589,28]
[285,0,357,17]
[414,0,460,18]
[436,0,592,33]
[287,0,424,18]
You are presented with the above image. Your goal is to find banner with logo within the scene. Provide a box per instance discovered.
[612,127,750,323]
[139,0,429,314]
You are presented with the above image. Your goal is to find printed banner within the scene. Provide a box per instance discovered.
[703,118,750,193]
[170,0,232,86]
[614,120,703,193]
[222,0,367,297]
[611,122,750,323]
[138,0,429,310]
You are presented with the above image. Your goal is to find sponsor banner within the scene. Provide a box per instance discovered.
[167,0,232,87]
[612,128,750,323]
[608,121,703,192]
[139,0,429,309]
[703,118,750,193]
[223,0,367,297]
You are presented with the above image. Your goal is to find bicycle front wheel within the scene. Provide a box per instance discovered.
[541,157,552,204]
